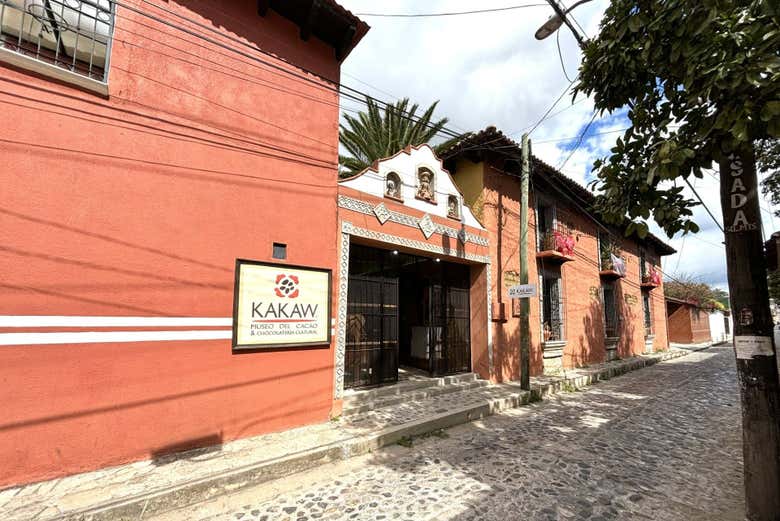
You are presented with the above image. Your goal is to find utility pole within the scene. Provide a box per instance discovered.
[719,142,780,520]
[519,134,531,391]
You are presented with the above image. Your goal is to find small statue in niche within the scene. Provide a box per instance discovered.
[416,168,435,202]
[447,195,460,219]
[385,172,401,199]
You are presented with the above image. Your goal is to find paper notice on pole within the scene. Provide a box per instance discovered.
[734,336,774,359]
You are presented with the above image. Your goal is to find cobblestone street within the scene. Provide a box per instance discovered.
[162,346,744,521]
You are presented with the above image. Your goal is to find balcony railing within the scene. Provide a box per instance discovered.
[641,268,662,288]
[600,254,626,278]
[537,228,575,263]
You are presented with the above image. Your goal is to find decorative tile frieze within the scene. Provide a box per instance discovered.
[337,195,489,247]
[486,266,493,375]
[373,203,390,224]
[419,214,435,239]
[333,233,350,400]
[341,221,490,264]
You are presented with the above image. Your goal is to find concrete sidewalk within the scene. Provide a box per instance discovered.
[0,346,709,521]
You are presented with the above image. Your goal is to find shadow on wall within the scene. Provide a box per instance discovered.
[615,282,637,359]
[0,364,334,435]
[492,318,520,382]
[572,297,608,368]
[491,312,545,381]
[151,433,224,466]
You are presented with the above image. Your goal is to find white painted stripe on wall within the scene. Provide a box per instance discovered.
[0,330,232,346]
[0,316,232,328]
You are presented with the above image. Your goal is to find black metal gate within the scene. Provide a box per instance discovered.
[344,275,399,389]
[429,285,471,375]
[443,286,471,374]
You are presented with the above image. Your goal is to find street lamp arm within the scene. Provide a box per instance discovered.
[534,0,593,46]
[562,0,594,16]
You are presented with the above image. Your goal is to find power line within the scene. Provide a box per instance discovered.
[558,0,590,40]
[557,111,598,171]
[528,78,579,136]
[354,4,548,18]
[109,0,467,143]
[555,29,574,82]
[509,97,589,136]
[0,136,336,184]
[535,126,627,144]
[683,177,725,233]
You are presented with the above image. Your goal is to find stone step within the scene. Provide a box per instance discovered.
[342,372,479,406]
[47,384,530,521]
[342,379,491,416]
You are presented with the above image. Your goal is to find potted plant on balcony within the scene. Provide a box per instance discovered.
[642,266,662,286]
[541,229,575,256]
[600,242,625,276]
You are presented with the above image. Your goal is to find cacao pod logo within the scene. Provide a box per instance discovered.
[274,274,299,298]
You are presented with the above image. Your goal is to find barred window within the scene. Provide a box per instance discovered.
[536,200,555,251]
[642,292,652,336]
[603,281,619,337]
[540,269,564,342]
[0,0,114,82]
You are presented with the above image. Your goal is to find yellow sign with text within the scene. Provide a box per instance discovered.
[232,260,331,350]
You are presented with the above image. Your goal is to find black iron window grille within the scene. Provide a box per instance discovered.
[642,292,652,336]
[0,0,114,81]
[536,201,555,251]
[541,273,564,342]
[603,282,619,337]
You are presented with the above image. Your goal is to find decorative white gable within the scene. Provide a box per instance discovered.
[339,145,484,230]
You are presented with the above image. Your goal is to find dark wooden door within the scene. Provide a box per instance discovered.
[344,275,399,389]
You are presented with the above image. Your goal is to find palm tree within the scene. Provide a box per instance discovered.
[339,97,464,177]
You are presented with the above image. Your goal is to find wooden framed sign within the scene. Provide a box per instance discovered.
[232,259,332,350]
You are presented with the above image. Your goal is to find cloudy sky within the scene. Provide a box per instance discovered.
[336,0,780,290]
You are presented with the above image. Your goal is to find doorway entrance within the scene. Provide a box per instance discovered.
[344,243,471,389]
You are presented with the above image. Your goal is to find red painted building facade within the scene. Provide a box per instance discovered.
[0,0,367,488]
[666,297,713,344]
[442,127,675,380]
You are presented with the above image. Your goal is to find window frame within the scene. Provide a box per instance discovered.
[535,195,557,252]
[602,280,619,338]
[539,267,565,343]
[642,291,653,336]
[0,0,115,94]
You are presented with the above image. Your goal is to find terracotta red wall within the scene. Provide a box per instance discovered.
[0,1,344,487]
[667,302,693,343]
[460,160,669,382]
[667,302,712,345]
[690,308,713,344]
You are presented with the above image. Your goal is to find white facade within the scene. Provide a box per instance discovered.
[339,144,484,230]
[708,310,733,344]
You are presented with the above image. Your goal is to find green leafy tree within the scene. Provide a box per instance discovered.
[664,273,728,309]
[576,1,779,238]
[339,97,462,177]
[759,138,780,215]
[712,287,730,309]
[574,1,780,516]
